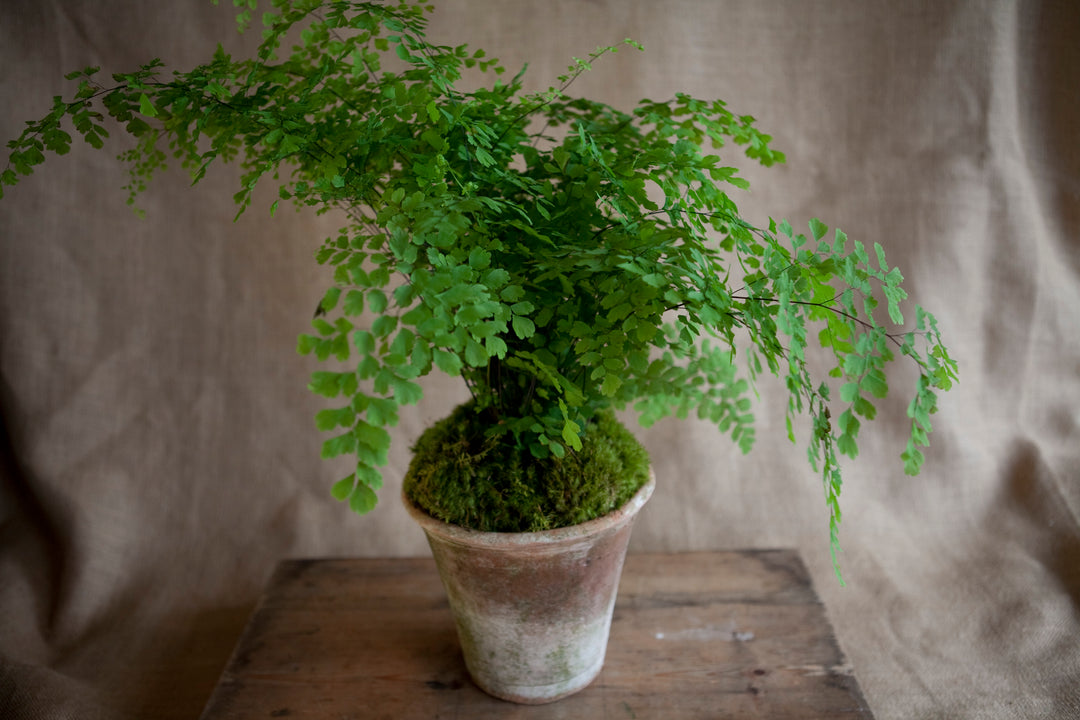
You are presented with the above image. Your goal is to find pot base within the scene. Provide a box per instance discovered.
[472,654,605,705]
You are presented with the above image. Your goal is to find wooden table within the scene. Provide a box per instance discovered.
[199,550,874,719]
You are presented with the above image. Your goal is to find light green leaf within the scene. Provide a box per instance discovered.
[469,247,491,269]
[372,315,398,337]
[512,314,535,339]
[837,433,859,459]
[330,475,355,501]
[600,373,623,396]
[510,300,535,315]
[837,409,860,437]
[320,287,342,314]
[138,93,157,118]
[315,407,354,431]
[368,289,388,313]
[833,228,848,253]
[561,419,583,451]
[885,285,907,324]
[433,348,463,375]
[297,333,317,355]
[464,338,487,367]
[392,377,424,405]
[309,371,348,398]
[902,446,925,475]
[357,355,380,379]
[355,420,391,453]
[840,382,860,404]
[853,396,877,420]
[873,242,888,271]
[860,368,889,399]
[321,431,356,459]
[344,290,365,316]
[348,483,378,514]
[485,335,507,359]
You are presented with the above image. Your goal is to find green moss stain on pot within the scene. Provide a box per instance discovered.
[403,402,650,532]
[545,643,573,685]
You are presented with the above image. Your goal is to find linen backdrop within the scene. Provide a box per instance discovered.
[1,1,1078,718]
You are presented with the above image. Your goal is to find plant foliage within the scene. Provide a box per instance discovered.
[2,0,957,578]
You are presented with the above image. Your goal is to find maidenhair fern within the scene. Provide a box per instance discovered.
[1,0,957,579]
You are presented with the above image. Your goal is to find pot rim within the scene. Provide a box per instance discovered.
[402,468,655,549]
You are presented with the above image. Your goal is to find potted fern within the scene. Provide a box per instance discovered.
[1,0,956,704]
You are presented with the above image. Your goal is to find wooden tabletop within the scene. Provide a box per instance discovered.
[199,550,874,719]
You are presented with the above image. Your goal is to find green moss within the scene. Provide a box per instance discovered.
[403,402,651,532]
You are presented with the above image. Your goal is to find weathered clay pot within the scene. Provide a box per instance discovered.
[402,470,655,704]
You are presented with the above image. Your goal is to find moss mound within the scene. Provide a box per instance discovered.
[403,402,651,532]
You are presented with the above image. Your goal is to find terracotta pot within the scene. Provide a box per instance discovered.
[402,470,655,704]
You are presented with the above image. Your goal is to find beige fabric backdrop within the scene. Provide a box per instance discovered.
[1,1,1078,718]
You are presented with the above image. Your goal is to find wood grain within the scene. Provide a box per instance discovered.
[199,551,874,719]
